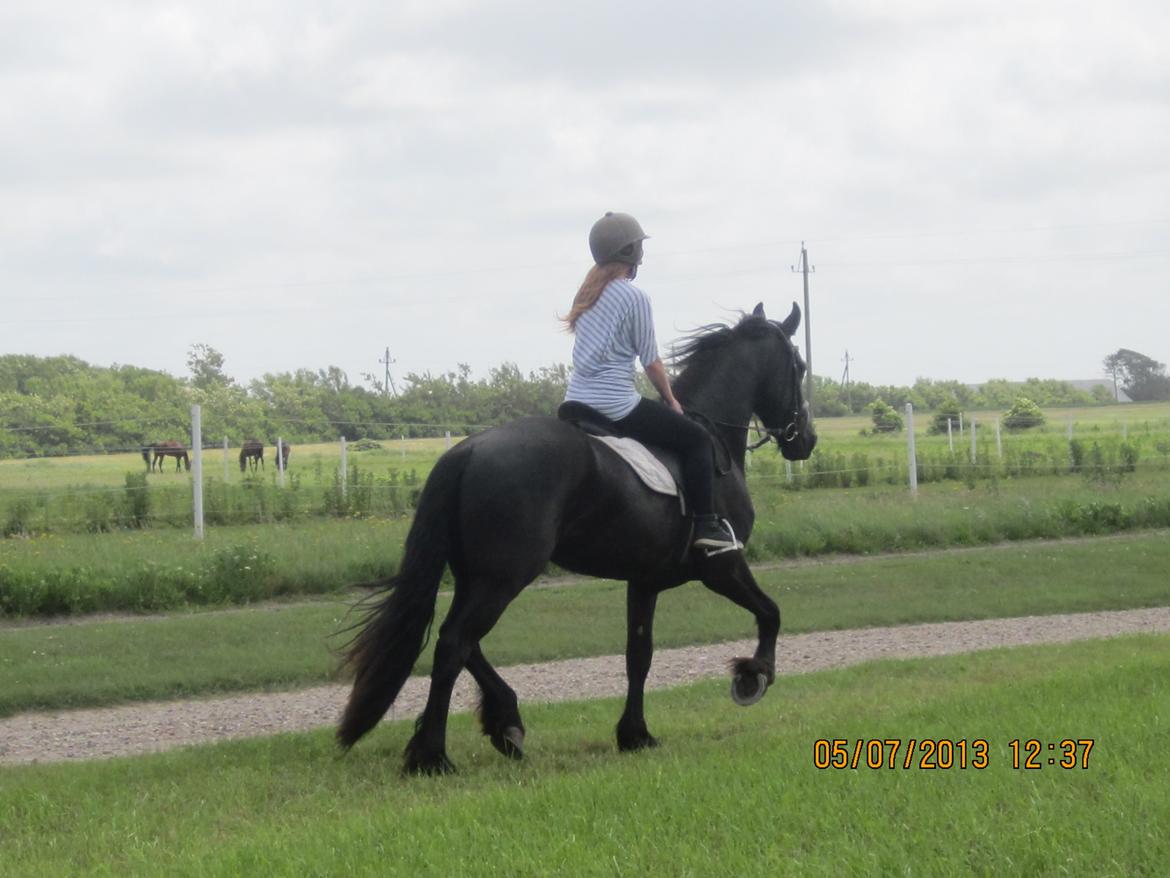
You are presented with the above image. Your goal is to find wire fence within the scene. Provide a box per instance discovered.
[2,406,1169,537]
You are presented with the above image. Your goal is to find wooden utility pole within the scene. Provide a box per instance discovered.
[791,243,815,413]
[379,346,398,396]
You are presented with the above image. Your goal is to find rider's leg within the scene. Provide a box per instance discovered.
[612,399,736,550]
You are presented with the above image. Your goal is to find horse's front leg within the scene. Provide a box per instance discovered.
[616,582,660,752]
[698,554,780,706]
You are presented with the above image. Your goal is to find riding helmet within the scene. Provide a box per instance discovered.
[589,211,649,266]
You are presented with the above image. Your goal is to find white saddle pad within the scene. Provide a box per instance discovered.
[590,435,684,512]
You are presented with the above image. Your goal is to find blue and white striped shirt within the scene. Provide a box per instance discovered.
[564,279,659,420]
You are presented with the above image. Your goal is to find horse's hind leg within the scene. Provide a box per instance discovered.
[617,583,661,752]
[466,646,525,760]
[404,579,520,775]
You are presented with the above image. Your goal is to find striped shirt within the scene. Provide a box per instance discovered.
[564,279,659,420]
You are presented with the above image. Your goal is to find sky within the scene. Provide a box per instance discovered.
[2,0,1167,393]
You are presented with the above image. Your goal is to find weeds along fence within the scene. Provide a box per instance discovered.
[2,406,1170,538]
[746,406,1170,493]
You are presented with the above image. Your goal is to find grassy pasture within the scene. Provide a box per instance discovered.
[2,635,1167,876]
[3,531,1168,716]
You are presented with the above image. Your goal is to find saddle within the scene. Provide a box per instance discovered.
[557,402,687,513]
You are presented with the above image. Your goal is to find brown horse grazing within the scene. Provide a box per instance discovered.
[239,439,264,473]
[149,441,190,472]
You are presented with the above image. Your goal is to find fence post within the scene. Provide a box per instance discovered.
[445,430,451,450]
[905,403,918,496]
[995,418,1002,459]
[785,459,792,483]
[277,437,285,487]
[1067,416,1073,440]
[191,404,204,540]
[1122,421,1128,441]
[340,436,348,500]
[959,412,965,439]
[947,418,953,452]
[970,417,977,464]
[223,436,229,483]
[401,435,406,461]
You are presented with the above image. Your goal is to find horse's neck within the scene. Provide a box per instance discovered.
[674,357,755,471]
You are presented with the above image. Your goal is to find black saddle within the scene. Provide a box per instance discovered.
[556,401,689,502]
[556,401,620,437]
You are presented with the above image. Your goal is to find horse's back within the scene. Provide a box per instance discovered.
[453,417,688,582]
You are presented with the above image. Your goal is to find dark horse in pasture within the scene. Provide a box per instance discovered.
[239,439,264,473]
[142,441,190,472]
[338,302,817,775]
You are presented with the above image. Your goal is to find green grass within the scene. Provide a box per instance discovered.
[2,635,1167,876]
[4,463,1170,617]
[3,531,1168,716]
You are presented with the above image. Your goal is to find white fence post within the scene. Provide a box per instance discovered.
[401,434,406,461]
[906,403,918,497]
[223,436,229,483]
[277,437,285,487]
[785,459,793,483]
[1067,416,1073,440]
[995,418,1002,459]
[970,417,977,464]
[1122,421,1128,441]
[191,404,204,541]
[340,436,348,499]
[947,418,953,452]
[445,430,451,450]
[959,412,965,439]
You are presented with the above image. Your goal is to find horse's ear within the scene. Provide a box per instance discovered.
[779,302,801,337]
[752,302,766,319]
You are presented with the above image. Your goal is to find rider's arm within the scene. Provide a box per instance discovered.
[645,359,684,414]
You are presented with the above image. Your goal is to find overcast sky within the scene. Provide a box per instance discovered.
[2,1,1167,393]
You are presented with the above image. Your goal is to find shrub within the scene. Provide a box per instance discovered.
[928,397,963,435]
[1003,396,1046,431]
[869,399,903,433]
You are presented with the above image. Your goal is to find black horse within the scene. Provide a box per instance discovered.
[143,441,190,472]
[239,439,264,473]
[338,302,817,774]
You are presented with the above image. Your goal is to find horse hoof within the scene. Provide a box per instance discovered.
[402,752,457,776]
[730,672,769,706]
[492,726,525,760]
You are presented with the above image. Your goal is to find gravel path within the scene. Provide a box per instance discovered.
[3,606,1169,766]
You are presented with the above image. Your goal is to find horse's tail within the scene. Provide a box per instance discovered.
[337,444,471,749]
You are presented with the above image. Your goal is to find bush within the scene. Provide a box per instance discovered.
[928,397,963,435]
[869,399,903,433]
[1003,396,1046,431]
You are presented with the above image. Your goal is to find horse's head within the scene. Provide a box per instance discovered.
[750,302,817,461]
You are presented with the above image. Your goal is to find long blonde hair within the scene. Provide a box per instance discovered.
[561,262,634,332]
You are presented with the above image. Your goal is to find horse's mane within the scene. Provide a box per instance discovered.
[669,313,784,371]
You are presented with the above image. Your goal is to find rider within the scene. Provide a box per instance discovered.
[562,211,738,553]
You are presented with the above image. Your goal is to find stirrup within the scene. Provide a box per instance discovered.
[694,518,743,557]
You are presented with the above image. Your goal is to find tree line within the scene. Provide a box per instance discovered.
[1,344,1164,458]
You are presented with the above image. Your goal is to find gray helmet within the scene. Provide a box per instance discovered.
[589,211,649,266]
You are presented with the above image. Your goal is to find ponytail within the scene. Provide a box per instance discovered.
[561,263,633,332]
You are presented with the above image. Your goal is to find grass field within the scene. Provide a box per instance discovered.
[2,634,1167,876]
[3,531,1168,716]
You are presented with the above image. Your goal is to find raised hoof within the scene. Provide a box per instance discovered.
[730,672,769,707]
[490,725,525,760]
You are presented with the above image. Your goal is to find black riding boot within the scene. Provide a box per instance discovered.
[693,514,739,552]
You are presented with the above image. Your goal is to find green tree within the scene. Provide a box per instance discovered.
[1103,349,1170,401]
[187,344,233,391]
